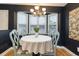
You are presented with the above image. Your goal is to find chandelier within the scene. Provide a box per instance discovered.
[30,6,46,16]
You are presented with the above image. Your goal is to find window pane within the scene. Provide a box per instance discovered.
[29,15,46,34]
[48,13,58,34]
[39,16,46,34]
[29,15,37,34]
[17,12,28,35]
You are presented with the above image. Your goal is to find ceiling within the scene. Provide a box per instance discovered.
[6,3,67,7]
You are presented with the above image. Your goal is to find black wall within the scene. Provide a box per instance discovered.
[0,4,65,53]
[0,30,11,53]
[64,3,79,55]
[59,7,67,46]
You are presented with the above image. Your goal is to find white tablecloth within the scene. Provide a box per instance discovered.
[20,35,53,54]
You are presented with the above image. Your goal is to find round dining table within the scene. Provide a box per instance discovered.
[20,35,53,55]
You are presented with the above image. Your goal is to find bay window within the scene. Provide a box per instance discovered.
[17,12,58,35]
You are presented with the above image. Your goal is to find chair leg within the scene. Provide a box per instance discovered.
[53,46,56,56]
[13,49,17,56]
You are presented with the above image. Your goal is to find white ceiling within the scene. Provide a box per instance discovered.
[24,3,67,6]
[7,3,67,7]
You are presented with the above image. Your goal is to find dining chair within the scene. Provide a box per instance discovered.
[52,31,60,56]
[9,29,22,55]
[9,29,32,56]
[42,31,60,56]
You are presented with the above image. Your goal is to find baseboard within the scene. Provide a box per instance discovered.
[57,46,77,56]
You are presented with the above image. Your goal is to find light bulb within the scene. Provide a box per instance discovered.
[42,8,46,11]
[43,12,46,15]
[33,12,36,15]
[30,9,34,12]
[34,6,39,10]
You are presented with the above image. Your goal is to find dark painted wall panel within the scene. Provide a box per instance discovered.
[9,10,14,30]
[0,30,12,53]
[57,7,66,46]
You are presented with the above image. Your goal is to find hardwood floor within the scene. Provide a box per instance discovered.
[56,48,72,56]
[1,47,73,56]
[1,47,14,56]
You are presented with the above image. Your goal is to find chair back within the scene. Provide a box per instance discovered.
[9,29,19,55]
[52,31,60,46]
[51,31,60,55]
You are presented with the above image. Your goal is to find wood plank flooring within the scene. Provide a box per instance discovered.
[1,47,73,56]
[56,48,72,56]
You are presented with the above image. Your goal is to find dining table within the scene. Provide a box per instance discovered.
[20,35,53,55]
